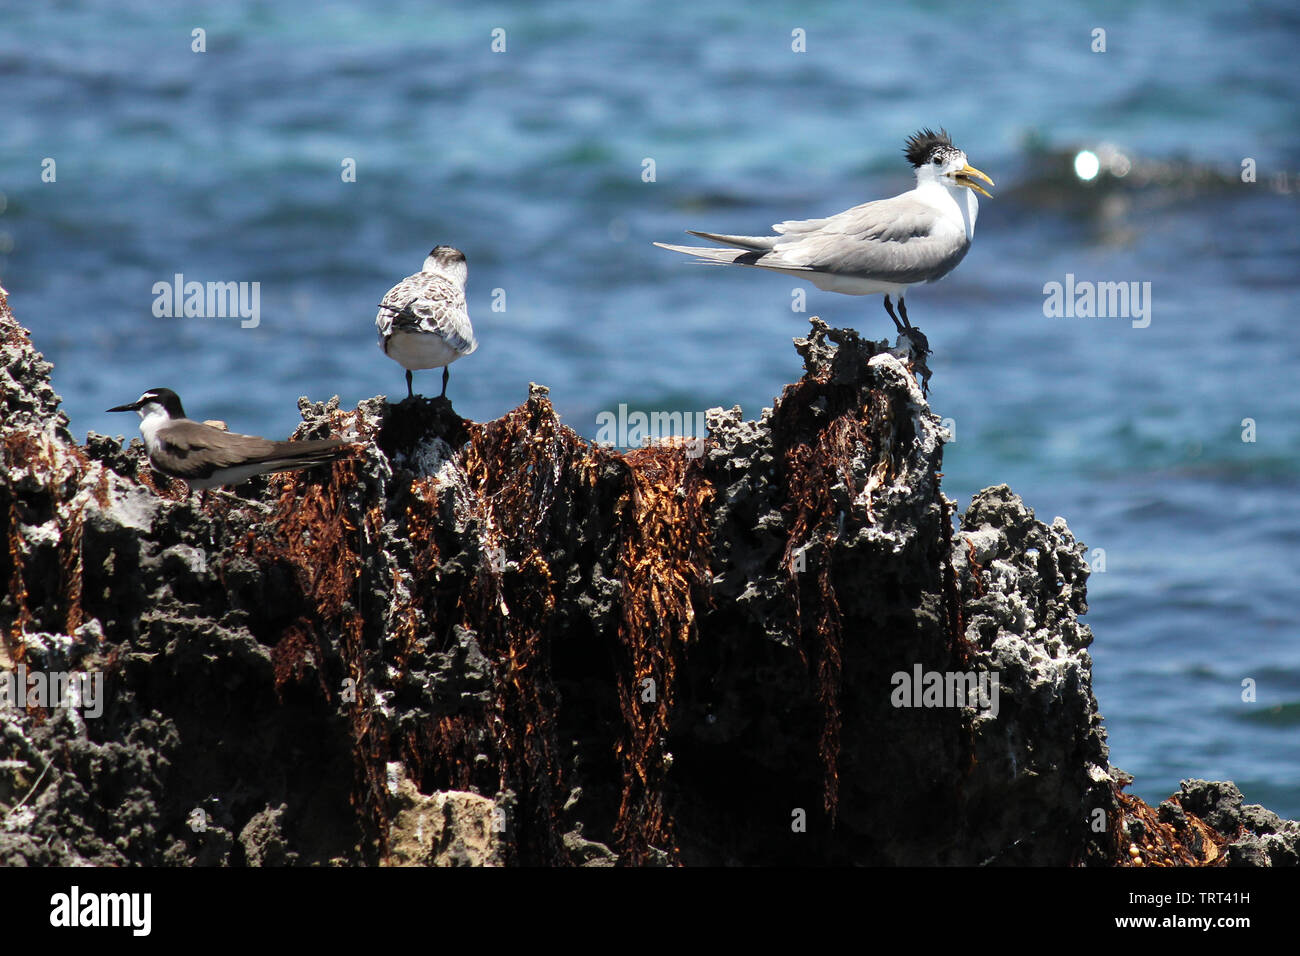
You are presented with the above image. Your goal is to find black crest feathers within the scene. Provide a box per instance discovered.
[904,128,953,167]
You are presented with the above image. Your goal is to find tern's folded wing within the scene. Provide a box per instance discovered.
[775,197,971,285]
[152,425,276,480]
[376,274,476,353]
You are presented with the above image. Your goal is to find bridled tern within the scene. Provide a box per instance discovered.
[108,387,353,490]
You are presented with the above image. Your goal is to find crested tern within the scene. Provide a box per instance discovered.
[376,245,478,400]
[108,388,353,490]
[655,129,994,334]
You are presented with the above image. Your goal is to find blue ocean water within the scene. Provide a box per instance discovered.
[2,1,1298,817]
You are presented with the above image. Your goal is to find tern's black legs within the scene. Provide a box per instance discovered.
[882,294,931,396]
[402,367,450,401]
[883,295,905,333]
[883,294,918,335]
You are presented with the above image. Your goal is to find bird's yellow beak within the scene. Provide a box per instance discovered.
[954,164,994,198]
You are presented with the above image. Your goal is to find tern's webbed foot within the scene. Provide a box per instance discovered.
[894,326,932,397]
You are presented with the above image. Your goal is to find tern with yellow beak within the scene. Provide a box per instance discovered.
[655,128,994,334]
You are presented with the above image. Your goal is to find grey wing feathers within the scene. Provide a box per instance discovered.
[155,426,275,480]
[686,230,778,251]
[771,197,969,284]
[157,425,348,481]
[259,438,351,464]
[660,195,970,286]
[242,440,352,478]
[376,273,477,353]
[651,241,812,269]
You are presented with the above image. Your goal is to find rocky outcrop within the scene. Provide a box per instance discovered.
[1,286,1293,866]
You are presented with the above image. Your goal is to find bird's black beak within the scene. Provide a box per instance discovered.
[106,402,138,413]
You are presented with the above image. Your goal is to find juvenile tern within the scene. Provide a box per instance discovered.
[376,245,477,400]
[108,388,353,490]
[655,129,994,333]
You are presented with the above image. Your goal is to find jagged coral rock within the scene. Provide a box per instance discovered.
[383,774,504,867]
[1,288,1292,866]
[950,485,1112,864]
